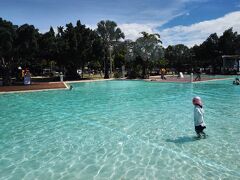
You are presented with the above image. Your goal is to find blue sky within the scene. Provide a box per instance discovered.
[1,0,240,46]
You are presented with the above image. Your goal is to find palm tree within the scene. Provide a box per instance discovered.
[96,20,124,78]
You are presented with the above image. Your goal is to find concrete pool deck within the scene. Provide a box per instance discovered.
[0,79,115,94]
[147,75,233,83]
[0,82,67,94]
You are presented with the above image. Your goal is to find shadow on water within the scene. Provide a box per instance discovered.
[165,136,203,144]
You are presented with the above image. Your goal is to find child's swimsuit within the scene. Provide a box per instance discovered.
[194,105,206,133]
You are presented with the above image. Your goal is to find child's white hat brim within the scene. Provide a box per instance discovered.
[193,96,201,100]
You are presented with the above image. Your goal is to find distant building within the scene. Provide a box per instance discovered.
[222,55,240,74]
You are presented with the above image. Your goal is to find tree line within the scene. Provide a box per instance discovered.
[1,17,240,84]
[165,29,240,74]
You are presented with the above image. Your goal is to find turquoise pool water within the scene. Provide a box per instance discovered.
[0,80,240,180]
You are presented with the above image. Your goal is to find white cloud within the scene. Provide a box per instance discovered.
[86,24,97,30]
[119,23,158,40]
[119,11,240,47]
[160,11,240,47]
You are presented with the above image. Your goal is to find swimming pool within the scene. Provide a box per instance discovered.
[0,80,240,179]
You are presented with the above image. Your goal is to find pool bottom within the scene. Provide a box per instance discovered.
[0,80,239,179]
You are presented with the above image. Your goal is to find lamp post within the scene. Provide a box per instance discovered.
[109,45,113,78]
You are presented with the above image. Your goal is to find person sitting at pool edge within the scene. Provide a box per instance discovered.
[192,96,206,138]
[233,77,240,85]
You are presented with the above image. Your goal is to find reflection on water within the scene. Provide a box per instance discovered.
[166,135,208,144]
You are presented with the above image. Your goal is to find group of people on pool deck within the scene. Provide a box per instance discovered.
[160,68,202,80]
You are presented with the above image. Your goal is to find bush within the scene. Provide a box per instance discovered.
[114,72,122,78]
[126,70,141,79]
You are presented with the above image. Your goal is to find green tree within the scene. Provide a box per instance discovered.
[55,26,67,72]
[55,21,100,79]
[234,34,240,54]
[15,24,40,72]
[219,28,237,55]
[0,18,17,84]
[165,44,190,72]
[38,27,57,74]
[39,27,57,61]
[126,32,163,78]
[90,35,104,73]
[199,33,220,72]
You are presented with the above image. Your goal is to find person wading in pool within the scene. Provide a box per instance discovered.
[192,96,206,138]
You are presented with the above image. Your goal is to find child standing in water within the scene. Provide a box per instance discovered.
[192,96,206,138]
